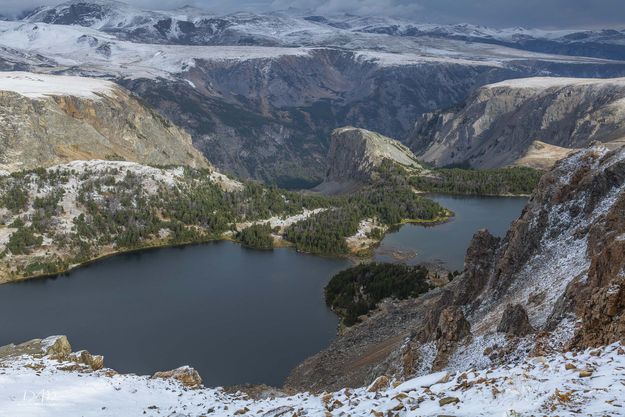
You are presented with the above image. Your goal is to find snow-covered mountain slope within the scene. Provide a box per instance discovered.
[1,335,624,416]
[0,18,618,81]
[18,1,625,61]
[411,76,625,169]
[0,21,315,79]
[287,143,625,391]
[0,71,208,172]
[7,0,625,73]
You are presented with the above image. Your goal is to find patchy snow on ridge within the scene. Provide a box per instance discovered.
[486,76,625,90]
[0,71,115,99]
[235,208,327,232]
[0,21,313,79]
[1,341,624,416]
[0,17,619,80]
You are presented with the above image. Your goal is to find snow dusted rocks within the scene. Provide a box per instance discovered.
[1,336,624,416]
[0,336,72,362]
[152,366,202,389]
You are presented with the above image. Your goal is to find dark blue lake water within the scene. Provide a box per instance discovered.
[0,195,526,387]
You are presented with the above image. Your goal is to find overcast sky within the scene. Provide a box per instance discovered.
[3,0,625,28]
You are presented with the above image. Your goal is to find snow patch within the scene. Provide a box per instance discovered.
[486,76,625,90]
[0,72,115,99]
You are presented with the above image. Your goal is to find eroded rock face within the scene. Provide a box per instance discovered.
[572,188,625,347]
[124,55,622,185]
[326,127,421,182]
[455,229,500,306]
[314,126,422,193]
[0,72,208,173]
[432,307,471,371]
[410,77,625,169]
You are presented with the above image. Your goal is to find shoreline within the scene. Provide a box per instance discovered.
[1,213,456,285]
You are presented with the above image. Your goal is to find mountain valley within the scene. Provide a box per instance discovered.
[0,1,625,416]
[3,1,625,183]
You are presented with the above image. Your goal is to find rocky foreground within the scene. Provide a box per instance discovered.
[0,336,623,416]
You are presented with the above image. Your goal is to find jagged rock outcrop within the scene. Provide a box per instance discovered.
[314,126,422,194]
[432,306,471,371]
[410,77,625,169]
[454,229,500,306]
[0,335,103,371]
[287,143,625,391]
[0,72,208,172]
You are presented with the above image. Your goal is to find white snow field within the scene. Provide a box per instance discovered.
[0,338,623,416]
[0,72,115,99]
[0,17,619,81]
[486,76,625,90]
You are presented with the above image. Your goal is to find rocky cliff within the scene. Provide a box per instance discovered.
[287,143,625,391]
[315,126,422,194]
[0,72,208,172]
[411,77,625,169]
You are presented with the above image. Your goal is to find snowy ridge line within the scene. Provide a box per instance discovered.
[17,1,625,49]
[0,16,622,80]
[486,76,625,90]
[0,71,115,99]
[1,339,623,416]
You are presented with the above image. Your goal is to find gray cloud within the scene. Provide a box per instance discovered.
[2,0,625,29]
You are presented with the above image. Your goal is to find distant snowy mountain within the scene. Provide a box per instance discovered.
[4,0,625,185]
[17,0,625,60]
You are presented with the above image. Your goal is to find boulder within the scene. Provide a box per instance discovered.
[497,304,534,336]
[153,366,202,389]
[42,335,72,360]
[69,350,105,371]
[367,375,390,392]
